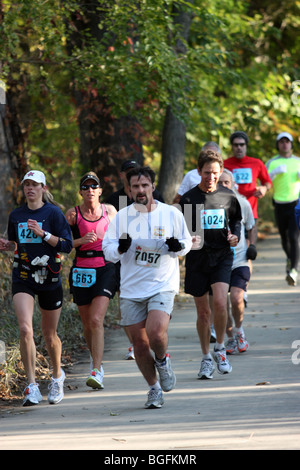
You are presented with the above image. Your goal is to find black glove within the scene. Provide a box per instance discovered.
[246,244,257,260]
[118,233,132,254]
[165,237,183,252]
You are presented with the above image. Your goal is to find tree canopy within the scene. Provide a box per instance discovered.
[0,0,299,214]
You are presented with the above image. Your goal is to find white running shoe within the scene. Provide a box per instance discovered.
[48,369,65,404]
[145,388,164,409]
[23,383,43,407]
[236,332,249,353]
[86,366,104,389]
[286,269,298,286]
[198,358,215,379]
[155,354,176,392]
[226,337,238,355]
[124,345,135,360]
[213,348,232,374]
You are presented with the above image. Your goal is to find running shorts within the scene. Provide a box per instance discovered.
[70,262,117,306]
[119,290,176,326]
[185,252,233,297]
[230,266,250,291]
[12,282,63,311]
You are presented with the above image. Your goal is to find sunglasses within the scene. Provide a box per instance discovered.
[80,184,100,190]
[232,143,246,147]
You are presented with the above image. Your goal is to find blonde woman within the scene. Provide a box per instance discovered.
[0,170,73,406]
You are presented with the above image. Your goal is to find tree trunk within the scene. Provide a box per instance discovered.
[67,1,144,200]
[158,106,186,203]
[0,90,27,234]
[73,88,144,199]
[157,3,193,203]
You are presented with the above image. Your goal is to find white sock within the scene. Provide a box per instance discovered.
[203,353,212,360]
[235,327,244,335]
[215,342,224,351]
[150,381,161,391]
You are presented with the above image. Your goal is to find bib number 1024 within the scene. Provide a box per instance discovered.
[201,209,225,229]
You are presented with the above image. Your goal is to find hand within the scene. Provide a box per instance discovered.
[27,219,44,238]
[246,244,257,260]
[165,237,183,252]
[227,233,238,247]
[191,235,201,250]
[253,185,267,199]
[0,238,11,251]
[118,233,132,254]
[81,230,97,244]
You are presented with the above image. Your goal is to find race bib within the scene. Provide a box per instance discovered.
[18,222,43,243]
[72,268,96,287]
[135,246,161,268]
[201,209,225,229]
[232,168,252,184]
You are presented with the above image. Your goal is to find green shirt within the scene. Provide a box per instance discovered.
[266,154,300,203]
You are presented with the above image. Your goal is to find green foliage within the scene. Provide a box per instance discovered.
[1,0,300,207]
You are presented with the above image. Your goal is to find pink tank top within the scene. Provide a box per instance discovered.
[74,205,109,268]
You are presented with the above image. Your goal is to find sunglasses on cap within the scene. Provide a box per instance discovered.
[80,183,100,190]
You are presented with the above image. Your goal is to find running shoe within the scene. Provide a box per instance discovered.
[48,369,65,404]
[210,325,217,343]
[23,383,43,407]
[236,332,249,353]
[86,366,104,389]
[286,269,298,286]
[197,358,215,379]
[212,347,232,374]
[226,337,238,355]
[145,388,164,409]
[155,354,176,392]
[124,345,135,360]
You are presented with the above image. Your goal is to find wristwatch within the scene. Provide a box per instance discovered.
[42,231,49,239]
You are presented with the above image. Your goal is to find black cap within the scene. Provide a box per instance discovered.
[80,173,100,187]
[121,160,139,172]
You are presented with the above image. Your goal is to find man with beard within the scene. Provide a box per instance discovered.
[103,166,192,409]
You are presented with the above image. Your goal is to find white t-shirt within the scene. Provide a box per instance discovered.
[102,201,192,298]
[177,169,201,195]
[232,192,255,269]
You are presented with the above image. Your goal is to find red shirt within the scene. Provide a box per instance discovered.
[224,155,272,218]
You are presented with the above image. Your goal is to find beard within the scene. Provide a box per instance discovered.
[135,193,148,205]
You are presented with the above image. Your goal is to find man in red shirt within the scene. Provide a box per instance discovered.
[224,131,272,241]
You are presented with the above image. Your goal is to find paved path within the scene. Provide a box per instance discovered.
[1,233,300,451]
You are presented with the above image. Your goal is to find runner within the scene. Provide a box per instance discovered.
[65,172,117,390]
[180,150,242,379]
[106,159,164,360]
[0,170,73,406]
[266,132,300,286]
[224,131,272,242]
[103,166,192,408]
[218,169,256,355]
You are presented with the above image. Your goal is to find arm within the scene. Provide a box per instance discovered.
[102,213,123,263]
[28,208,73,253]
[228,196,242,243]
[165,207,193,256]
[0,238,16,251]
